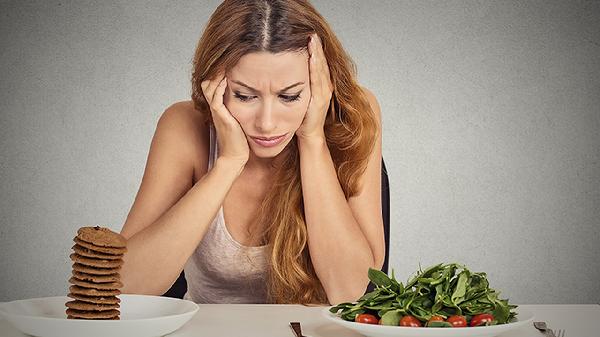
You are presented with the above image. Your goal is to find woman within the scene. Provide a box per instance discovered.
[119,0,384,305]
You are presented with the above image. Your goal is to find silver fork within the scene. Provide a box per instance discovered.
[534,321,554,337]
[534,322,566,337]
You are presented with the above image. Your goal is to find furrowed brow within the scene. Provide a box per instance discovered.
[231,80,304,94]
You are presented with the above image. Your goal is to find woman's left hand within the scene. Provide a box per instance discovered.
[295,33,333,142]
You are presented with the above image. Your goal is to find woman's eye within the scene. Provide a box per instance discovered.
[281,94,301,103]
[234,93,255,102]
[233,92,301,103]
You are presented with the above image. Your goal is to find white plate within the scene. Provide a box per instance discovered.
[0,294,199,337]
[322,307,534,337]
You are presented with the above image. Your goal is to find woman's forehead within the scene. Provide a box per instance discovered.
[228,51,309,88]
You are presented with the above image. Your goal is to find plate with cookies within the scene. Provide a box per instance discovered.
[0,226,199,337]
[0,294,199,337]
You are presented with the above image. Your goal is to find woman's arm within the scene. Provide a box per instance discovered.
[299,87,385,305]
[119,103,244,296]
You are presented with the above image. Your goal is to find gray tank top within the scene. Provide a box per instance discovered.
[182,125,269,303]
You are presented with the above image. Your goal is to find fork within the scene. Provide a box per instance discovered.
[534,322,566,337]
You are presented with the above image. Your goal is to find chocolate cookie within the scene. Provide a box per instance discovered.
[72,270,120,283]
[70,253,123,269]
[66,308,120,319]
[72,262,121,275]
[73,237,127,255]
[72,244,123,260]
[67,293,121,305]
[65,300,120,311]
[77,226,127,248]
[69,277,123,290]
[69,285,121,297]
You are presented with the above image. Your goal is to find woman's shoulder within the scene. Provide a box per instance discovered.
[158,100,209,135]
[358,86,382,130]
[157,100,210,177]
[160,100,206,127]
[359,86,381,120]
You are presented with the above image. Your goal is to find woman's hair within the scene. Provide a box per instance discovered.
[191,0,378,304]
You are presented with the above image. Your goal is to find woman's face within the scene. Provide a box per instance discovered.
[223,51,310,159]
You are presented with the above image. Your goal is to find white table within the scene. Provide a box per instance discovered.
[1,303,598,336]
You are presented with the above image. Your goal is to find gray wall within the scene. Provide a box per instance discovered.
[1,0,599,304]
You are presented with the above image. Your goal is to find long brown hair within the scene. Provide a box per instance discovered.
[191,0,378,304]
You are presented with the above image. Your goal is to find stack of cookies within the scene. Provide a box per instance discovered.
[66,226,127,320]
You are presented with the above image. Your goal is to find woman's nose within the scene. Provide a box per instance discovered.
[254,103,276,133]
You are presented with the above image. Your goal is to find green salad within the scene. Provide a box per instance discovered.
[329,263,518,327]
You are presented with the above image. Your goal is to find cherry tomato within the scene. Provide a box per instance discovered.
[399,315,422,327]
[426,315,453,327]
[447,315,468,327]
[427,315,445,324]
[470,313,495,327]
[355,313,379,324]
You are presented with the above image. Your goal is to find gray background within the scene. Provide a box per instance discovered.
[1,0,599,304]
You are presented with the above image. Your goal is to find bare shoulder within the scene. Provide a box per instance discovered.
[158,100,210,178]
[160,100,205,131]
[359,85,382,126]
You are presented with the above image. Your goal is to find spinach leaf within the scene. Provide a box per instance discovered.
[368,268,392,287]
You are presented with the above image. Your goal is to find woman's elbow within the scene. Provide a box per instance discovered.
[325,276,371,305]
[372,245,386,271]
[327,286,367,305]
[120,277,165,296]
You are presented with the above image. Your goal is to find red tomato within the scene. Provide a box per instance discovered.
[355,313,379,324]
[399,315,422,327]
[447,315,468,327]
[470,313,495,327]
[427,315,445,324]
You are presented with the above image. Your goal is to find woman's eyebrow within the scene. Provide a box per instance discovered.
[231,80,304,93]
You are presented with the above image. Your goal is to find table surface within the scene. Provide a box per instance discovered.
[1,303,599,336]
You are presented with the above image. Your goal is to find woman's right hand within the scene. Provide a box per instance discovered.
[201,74,249,168]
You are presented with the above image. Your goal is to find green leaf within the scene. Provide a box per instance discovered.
[342,309,365,321]
[358,289,380,302]
[451,270,469,304]
[380,310,402,326]
[365,299,394,310]
[406,263,442,288]
[329,302,353,313]
[420,263,444,278]
[368,268,392,287]
[389,269,401,293]
[492,298,510,324]
[409,306,430,322]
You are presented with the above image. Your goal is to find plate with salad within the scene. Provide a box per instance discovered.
[324,263,533,337]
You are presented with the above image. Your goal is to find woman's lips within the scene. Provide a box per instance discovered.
[250,133,288,147]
